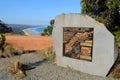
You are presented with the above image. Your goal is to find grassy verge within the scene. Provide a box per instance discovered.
[36,46,56,61]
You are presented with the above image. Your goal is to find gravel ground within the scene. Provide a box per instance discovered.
[0,53,118,80]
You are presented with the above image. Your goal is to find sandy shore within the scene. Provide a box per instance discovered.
[6,35,53,50]
[23,29,34,36]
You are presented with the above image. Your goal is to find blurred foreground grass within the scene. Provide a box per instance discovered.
[36,46,56,61]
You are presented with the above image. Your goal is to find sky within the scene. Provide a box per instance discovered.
[0,0,81,25]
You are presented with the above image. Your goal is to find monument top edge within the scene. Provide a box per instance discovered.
[55,13,105,28]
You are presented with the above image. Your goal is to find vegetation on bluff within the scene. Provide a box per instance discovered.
[81,0,120,43]
[0,20,13,33]
[81,0,120,31]
[41,19,54,36]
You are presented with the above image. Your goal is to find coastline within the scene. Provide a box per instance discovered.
[23,27,45,36]
[23,28,34,36]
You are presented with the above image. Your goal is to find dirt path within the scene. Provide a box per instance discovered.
[6,35,53,50]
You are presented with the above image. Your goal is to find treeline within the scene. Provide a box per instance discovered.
[41,19,54,36]
[81,0,120,31]
[0,20,13,33]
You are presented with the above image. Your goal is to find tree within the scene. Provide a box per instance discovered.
[81,0,120,31]
[41,19,54,36]
[0,20,13,33]
[50,19,54,26]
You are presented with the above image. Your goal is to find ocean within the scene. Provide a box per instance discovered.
[8,24,47,35]
[25,27,47,36]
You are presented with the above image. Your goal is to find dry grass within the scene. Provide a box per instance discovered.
[108,47,120,78]
[109,64,120,78]
[0,43,15,57]
[36,46,56,61]
[6,35,53,50]
[8,60,26,79]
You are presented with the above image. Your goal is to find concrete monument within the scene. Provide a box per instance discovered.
[52,14,118,76]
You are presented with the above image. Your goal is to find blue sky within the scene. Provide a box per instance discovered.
[0,0,81,25]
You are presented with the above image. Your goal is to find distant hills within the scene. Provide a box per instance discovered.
[7,24,47,35]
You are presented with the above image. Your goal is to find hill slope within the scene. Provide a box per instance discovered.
[6,35,53,50]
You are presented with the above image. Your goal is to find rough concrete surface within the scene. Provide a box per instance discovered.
[52,14,118,76]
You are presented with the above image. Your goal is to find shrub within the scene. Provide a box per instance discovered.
[112,31,120,43]
[41,32,48,36]
[36,46,56,61]
[0,34,5,49]
[41,19,54,36]
[8,60,26,78]
[3,44,14,57]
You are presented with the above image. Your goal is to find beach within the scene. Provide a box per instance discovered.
[23,27,46,36]
[23,29,34,36]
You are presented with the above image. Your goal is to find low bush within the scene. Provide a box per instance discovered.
[41,32,48,36]
[8,60,26,78]
[0,43,15,57]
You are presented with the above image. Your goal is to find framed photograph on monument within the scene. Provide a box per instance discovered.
[63,27,94,61]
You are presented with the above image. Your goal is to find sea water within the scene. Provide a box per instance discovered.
[26,26,47,36]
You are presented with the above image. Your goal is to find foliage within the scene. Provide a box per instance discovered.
[50,19,54,26]
[41,32,48,36]
[112,31,120,43]
[41,19,54,36]
[81,0,120,31]
[8,60,26,79]
[0,20,13,33]
[0,34,6,49]
[0,34,16,57]
[0,43,15,57]
[0,34,14,57]
[36,46,56,61]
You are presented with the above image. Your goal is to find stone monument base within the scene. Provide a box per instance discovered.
[52,14,118,77]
